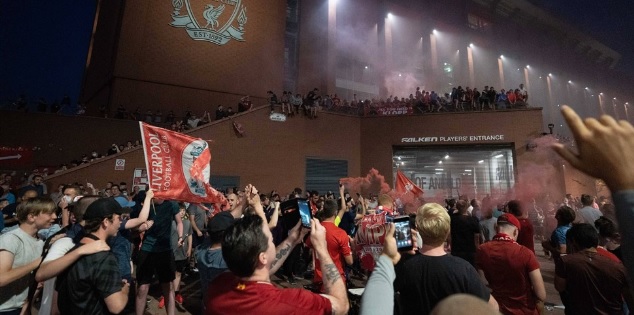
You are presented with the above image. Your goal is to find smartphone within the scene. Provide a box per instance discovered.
[297,199,312,228]
[393,216,413,251]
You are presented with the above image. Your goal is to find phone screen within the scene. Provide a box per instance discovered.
[393,216,413,251]
[297,199,312,228]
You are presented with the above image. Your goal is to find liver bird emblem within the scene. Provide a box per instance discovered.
[203,4,225,30]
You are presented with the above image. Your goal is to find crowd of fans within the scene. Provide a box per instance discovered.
[2,94,87,115]
[265,83,530,119]
[2,105,634,315]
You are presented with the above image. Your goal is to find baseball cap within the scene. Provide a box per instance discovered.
[497,213,521,231]
[208,211,235,234]
[84,198,127,221]
[114,196,136,208]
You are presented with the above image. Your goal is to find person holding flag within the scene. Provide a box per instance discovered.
[137,122,228,315]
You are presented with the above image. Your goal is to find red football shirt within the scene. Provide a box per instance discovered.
[306,221,352,288]
[597,247,621,263]
[476,239,541,315]
[205,272,332,315]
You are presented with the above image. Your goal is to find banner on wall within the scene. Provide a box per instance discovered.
[0,147,33,168]
[139,122,226,206]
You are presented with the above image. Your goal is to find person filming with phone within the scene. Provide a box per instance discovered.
[205,185,349,314]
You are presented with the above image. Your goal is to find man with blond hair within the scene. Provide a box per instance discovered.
[395,203,497,314]
[0,197,57,314]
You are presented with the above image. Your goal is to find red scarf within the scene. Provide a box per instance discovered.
[492,233,516,243]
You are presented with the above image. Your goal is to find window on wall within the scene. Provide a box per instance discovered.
[305,158,348,195]
[467,13,491,31]
[393,145,514,201]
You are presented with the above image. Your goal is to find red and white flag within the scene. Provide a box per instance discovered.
[139,122,226,206]
[395,170,424,197]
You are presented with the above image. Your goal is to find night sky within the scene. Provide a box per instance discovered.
[1,0,632,107]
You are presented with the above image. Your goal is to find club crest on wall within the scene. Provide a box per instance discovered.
[170,0,247,45]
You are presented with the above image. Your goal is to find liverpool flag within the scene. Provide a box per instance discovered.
[139,122,227,206]
[395,170,424,197]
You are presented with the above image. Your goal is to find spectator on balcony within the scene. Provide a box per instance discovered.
[281,91,291,115]
[487,86,497,110]
[479,86,490,110]
[215,105,226,120]
[131,108,141,121]
[290,93,303,117]
[507,89,517,107]
[226,107,235,117]
[165,110,175,123]
[267,91,278,113]
[154,110,163,123]
[115,104,126,119]
[496,89,508,109]
[238,96,253,113]
[145,110,153,123]
[519,83,529,104]
[465,87,474,110]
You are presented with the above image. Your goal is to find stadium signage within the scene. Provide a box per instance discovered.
[401,134,504,143]
[170,0,247,45]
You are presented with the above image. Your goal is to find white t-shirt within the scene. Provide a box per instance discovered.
[38,237,75,315]
[0,227,44,312]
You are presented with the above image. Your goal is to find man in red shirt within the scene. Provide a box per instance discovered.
[205,185,349,314]
[307,199,353,292]
[476,213,546,315]
[555,223,633,314]
[507,200,535,253]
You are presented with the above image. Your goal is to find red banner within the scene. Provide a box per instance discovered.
[376,105,413,116]
[395,170,424,197]
[0,147,33,168]
[139,122,227,206]
[354,214,388,271]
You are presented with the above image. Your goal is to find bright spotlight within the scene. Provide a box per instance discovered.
[526,65,530,68]
[478,160,484,164]
[548,73,552,76]
[387,12,392,19]
[600,92,604,95]
[499,55,504,58]
[432,29,437,34]
[585,87,589,90]
[614,97,617,100]
[364,66,368,69]
[568,80,572,84]
[469,43,474,48]
[444,155,449,159]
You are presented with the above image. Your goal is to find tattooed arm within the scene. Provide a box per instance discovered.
[310,219,349,315]
[270,221,309,273]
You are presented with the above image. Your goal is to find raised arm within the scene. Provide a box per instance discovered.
[311,219,349,314]
[245,184,266,223]
[124,189,154,229]
[267,201,280,230]
[360,223,400,315]
[355,194,366,220]
[337,184,347,220]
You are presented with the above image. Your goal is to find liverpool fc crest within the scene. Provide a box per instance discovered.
[170,0,247,45]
